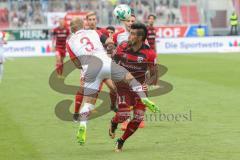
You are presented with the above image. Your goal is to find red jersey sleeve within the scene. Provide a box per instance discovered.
[114,41,128,62]
[112,32,118,45]
[147,49,157,65]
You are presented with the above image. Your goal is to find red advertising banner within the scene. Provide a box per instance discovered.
[155,26,188,38]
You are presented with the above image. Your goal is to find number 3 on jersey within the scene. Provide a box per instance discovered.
[80,37,94,52]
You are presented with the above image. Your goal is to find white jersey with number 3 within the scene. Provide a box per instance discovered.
[66,29,129,95]
[67,30,107,57]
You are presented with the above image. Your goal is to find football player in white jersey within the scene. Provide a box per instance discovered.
[66,18,159,145]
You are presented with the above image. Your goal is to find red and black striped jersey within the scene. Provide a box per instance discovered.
[146,26,156,50]
[52,27,70,50]
[114,41,157,84]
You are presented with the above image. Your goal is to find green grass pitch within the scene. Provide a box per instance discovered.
[0,53,240,160]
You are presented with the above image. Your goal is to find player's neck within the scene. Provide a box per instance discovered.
[132,42,143,52]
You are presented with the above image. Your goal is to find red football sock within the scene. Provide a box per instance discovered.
[112,103,130,123]
[110,91,117,108]
[121,119,141,141]
[75,91,83,113]
[112,112,129,124]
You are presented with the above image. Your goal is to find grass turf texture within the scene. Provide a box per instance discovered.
[0,53,240,160]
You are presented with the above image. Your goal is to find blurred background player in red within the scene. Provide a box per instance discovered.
[52,18,70,78]
[106,26,115,39]
[146,14,157,51]
[0,31,7,83]
[106,26,115,56]
[109,23,158,152]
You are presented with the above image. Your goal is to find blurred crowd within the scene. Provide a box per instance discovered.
[0,0,239,29]
[0,0,188,29]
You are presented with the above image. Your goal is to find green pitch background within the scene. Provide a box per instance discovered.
[0,54,240,160]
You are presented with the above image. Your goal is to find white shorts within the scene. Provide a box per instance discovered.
[79,55,128,95]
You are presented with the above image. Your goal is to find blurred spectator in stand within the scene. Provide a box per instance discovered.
[167,10,176,24]
[65,1,73,11]
[174,17,182,24]
[196,25,205,37]
[0,8,9,28]
[173,0,179,8]
[33,11,44,24]
[230,11,238,35]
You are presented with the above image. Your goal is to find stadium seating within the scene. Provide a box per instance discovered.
[210,11,227,28]
[180,4,200,24]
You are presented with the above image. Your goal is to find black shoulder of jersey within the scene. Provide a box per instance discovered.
[142,43,150,50]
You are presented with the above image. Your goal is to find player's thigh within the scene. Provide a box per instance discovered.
[82,58,104,82]
[110,61,129,82]
[83,76,102,96]
[82,78,102,104]
[58,50,66,58]
[55,52,61,63]
[56,50,65,61]
[117,87,134,112]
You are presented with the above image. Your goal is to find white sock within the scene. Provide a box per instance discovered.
[79,103,95,126]
[129,78,146,98]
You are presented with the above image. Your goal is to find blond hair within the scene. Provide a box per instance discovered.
[86,11,96,19]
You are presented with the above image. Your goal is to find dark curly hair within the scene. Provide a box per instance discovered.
[130,22,148,41]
